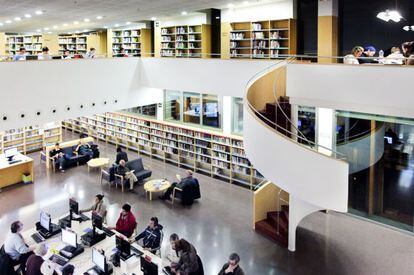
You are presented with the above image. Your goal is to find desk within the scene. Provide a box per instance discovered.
[0,153,34,189]
[144,180,171,201]
[87,158,110,172]
[22,213,163,275]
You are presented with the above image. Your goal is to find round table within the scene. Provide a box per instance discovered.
[87,158,110,172]
[144,179,171,201]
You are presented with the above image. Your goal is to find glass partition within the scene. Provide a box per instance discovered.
[183,92,201,125]
[202,94,221,129]
[232,98,243,135]
[165,90,182,122]
[124,103,157,118]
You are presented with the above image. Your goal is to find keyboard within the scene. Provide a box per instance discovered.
[49,254,69,266]
[72,213,90,221]
[31,233,45,243]
[130,246,143,256]
[8,159,22,165]
[102,227,115,237]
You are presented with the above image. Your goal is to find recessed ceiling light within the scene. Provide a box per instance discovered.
[14,17,21,21]
[75,30,80,33]
[73,21,79,24]
[103,26,108,29]
[114,23,120,27]
[63,23,68,27]
[24,14,31,18]
[47,31,52,34]
[151,17,157,21]
[44,27,49,30]
[126,21,131,25]
[181,11,188,15]
[5,20,12,24]
[83,29,89,32]
[96,16,103,20]
[228,3,235,8]
[53,25,58,29]
[84,18,90,22]
[36,29,41,32]
[0,23,3,26]
[35,10,43,15]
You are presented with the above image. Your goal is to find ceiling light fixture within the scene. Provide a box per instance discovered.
[14,17,21,21]
[84,18,90,22]
[83,29,89,32]
[47,31,52,34]
[44,27,49,30]
[377,0,403,23]
[36,29,41,32]
[53,25,58,29]
[35,10,43,15]
[181,11,188,15]
[96,16,103,20]
[24,14,31,18]
[75,30,80,33]
[103,26,108,29]
[126,21,131,25]
[63,23,68,27]
[403,25,414,31]
[228,3,235,8]
[114,23,120,27]
[5,20,12,24]
[151,17,157,21]
[73,21,79,24]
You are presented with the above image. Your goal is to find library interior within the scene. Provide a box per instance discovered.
[0,0,414,274]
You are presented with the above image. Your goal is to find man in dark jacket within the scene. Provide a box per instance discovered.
[160,170,195,200]
[134,217,163,253]
[218,253,245,275]
[115,147,128,165]
[172,239,199,275]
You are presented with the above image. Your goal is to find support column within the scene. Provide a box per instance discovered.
[316,108,336,157]
[318,0,339,63]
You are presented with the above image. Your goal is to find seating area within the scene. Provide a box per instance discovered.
[172,178,201,205]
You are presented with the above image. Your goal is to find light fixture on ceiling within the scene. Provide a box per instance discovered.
[114,23,120,27]
[83,29,89,32]
[44,27,49,30]
[75,30,80,33]
[73,21,79,24]
[403,25,414,31]
[377,0,403,22]
[53,25,58,29]
[228,3,235,8]
[35,10,43,15]
[5,20,12,24]
[36,29,41,32]
[47,31,52,34]
[14,17,21,21]
[103,26,108,29]
[181,11,188,15]
[126,21,131,25]
[63,23,68,27]
[84,18,90,22]
[24,14,31,18]
[96,16,103,20]
[151,17,157,21]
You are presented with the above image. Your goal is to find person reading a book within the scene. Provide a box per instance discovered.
[159,170,195,200]
[116,159,138,191]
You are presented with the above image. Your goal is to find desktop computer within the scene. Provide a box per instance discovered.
[4,147,20,163]
[59,198,90,228]
[81,212,106,247]
[87,248,113,275]
[141,256,158,275]
[110,236,135,267]
[36,211,61,238]
[59,228,84,259]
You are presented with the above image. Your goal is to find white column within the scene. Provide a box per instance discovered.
[222,96,232,135]
[316,108,336,156]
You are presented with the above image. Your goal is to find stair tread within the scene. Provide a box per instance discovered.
[255,220,288,247]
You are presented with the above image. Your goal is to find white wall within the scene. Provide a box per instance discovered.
[160,13,208,27]
[287,63,414,119]
[221,1,294,22]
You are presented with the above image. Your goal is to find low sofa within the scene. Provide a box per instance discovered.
[101,158,152,192]
[172,178,201,205]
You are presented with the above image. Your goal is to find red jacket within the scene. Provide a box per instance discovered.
[116,212,137,238]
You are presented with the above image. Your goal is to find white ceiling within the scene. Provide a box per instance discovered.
[0,0,282,34]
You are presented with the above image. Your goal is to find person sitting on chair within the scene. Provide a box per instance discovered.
[108,203,137,238]
[159,170,195,201]
[50,143,67,173]
[74,140,93,159]
[132,217,163,253]
[116,159,138,191]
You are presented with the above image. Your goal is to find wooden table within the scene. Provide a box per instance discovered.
[144,179,171,201]
[0,153,34,190]
[87,157,110,172]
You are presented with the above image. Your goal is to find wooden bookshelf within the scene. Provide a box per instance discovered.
[6,34,43,55]
[160,24,211,58]
[227,19,296,59]
[0,122,62,154]
[63,112,264,189]
[110,28,152,57]
[58,34,88,54]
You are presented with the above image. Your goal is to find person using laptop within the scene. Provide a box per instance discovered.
[50,143,66,172]
[4,221,34,274]
[159,170,195,201]
[79,194,107,222]
[116,159,138,191]
[218,253,245,275]
[13,47,27,61]
[108,203,136,238]
[132,217,163,253]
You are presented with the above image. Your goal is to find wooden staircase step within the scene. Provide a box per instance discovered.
[255,219,288,247]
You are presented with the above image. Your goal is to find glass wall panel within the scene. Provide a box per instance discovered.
[202,94,221,129]
[124,104,157,118]
[165,90,181,122]
[232,98,243,135]
[183,92,201,125]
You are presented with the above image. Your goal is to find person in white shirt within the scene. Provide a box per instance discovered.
[385,47,405,65]
[344,46,364,65]
[4,221,34,272]
[61,50,72,59]
[164,233,181,266]
[38,46,52,60]
[85,47,96,59]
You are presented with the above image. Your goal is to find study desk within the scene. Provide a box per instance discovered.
[0,153,34,189]
[22,213,163,275]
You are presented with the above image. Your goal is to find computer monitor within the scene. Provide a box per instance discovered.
[140,256,158,275]
[61,228,77,248]
[92,212,103,231]
[4,147,18,161]
[92,248,106,272]
[115,236,130,256]
[69,198,79,214]
[40,211,51,231]
[26,55,38,60]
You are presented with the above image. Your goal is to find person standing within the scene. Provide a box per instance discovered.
[115,147,128,164]
[79,194,107,222]
[85,47,96,59]
[4,221,34,274]
[171,239,199,275]
[164,233,181,266]
[218,253,245,275]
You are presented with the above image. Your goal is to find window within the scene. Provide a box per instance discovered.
[202,94,221,129]
[183,92,201,125]
[165,90,181,121]
[124,103,157,118]
[232,98,243,135]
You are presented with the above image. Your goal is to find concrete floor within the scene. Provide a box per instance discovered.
[1,130,414,275]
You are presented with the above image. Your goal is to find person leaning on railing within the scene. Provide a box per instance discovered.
[343,46,364,65]
[358,46,379,64]
[402,41,414,65]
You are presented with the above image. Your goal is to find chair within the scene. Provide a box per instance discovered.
[101,165,116,186]
[0,246,18,275]
[114,158,152,192]
[172,179,201,205]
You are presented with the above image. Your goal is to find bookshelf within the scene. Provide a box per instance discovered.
[62,112,264,189]
[58,34,89,54]
[6,34,43,55]
[0,122,62,154]
[111,28,152,57]
[228,19,296,59]
[160,24,211,58]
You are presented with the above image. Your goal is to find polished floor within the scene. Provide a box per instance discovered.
[1,130,414,274]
